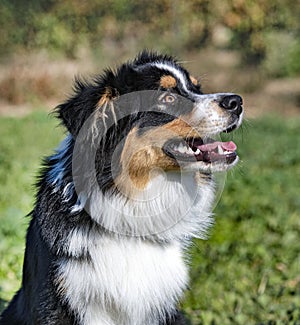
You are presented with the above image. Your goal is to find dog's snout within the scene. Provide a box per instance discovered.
[219,95,243,115]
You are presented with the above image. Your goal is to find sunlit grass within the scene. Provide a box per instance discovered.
[0,111,64,302]
[184,116,300,324]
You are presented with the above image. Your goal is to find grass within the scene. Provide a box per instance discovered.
[184,117,300,324]
[0,111,64,303]
[0,112,299,324]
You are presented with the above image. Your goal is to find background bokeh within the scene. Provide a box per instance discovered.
[0,1,299,324]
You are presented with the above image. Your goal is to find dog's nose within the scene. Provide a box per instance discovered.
[219,95,243,115]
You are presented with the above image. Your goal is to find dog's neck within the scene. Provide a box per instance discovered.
[55,171,215,325]
[88,171,215,242]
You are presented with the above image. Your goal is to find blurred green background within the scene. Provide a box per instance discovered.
[0,1,299,324]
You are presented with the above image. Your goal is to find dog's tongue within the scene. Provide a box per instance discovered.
[198,141,237,152]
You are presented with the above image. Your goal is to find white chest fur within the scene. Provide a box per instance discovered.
[57,237,188,325]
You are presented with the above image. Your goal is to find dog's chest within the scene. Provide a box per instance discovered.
[58,237,188,325]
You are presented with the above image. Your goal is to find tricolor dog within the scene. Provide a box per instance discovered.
[0,51,243,325]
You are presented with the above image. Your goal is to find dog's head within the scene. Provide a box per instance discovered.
[57,51,243,190]
[54,51,243,239]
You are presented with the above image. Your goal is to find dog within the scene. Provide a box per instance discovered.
[0,51,243,325]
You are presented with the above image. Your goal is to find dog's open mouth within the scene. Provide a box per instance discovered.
[163,137,238,168]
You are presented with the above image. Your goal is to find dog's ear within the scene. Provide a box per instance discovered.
[55,78,115,137]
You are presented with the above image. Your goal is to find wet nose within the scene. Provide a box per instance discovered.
[219,95,243,115]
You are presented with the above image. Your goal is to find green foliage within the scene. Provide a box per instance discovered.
[286,40,300,77]
[0,111,64,301]
[0,0,299,75]
[0,113,300,324]
[224,0,300,65]
[183,117,300,324]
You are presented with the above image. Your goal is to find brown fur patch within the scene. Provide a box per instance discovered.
[190,76,199,86]
[160,75,177,89]
[116,126,182,194]
[163,117,200,139]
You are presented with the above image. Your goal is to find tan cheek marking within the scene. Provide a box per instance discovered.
[190,76,199,86]
[160,75,177,89]
[117,127,179,193]
[163,117,201,138]
[127,148,176,190]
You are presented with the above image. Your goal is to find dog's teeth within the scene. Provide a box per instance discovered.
[172,143,202,156]
[217,145,224,155]
[186,147,195,155]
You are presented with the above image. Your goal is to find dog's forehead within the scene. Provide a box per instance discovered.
[133,60,201,96]
[149,62,190,88]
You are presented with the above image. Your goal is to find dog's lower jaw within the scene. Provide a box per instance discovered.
[182,155,239,173]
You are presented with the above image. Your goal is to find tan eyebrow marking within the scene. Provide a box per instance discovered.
[160,75,177,89]
[190,76,199,86]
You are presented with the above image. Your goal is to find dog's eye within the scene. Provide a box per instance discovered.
[162,94,176,103]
